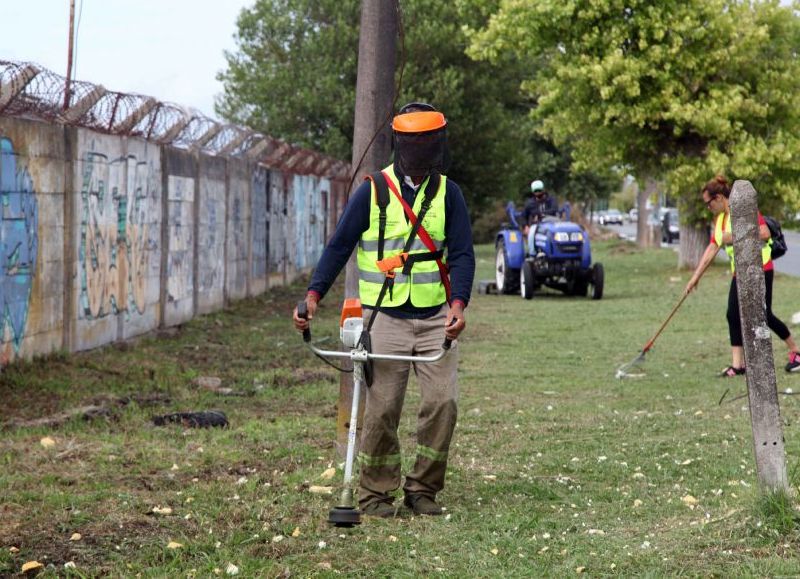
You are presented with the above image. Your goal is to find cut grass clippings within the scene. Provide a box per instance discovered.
[3,239,800,576]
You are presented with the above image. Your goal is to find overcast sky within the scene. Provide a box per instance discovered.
[2,0,254,119]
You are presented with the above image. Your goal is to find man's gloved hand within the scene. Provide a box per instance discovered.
[293,292,318,332]
[445,300,466,341]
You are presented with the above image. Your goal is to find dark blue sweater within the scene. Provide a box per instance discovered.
[308,174,475,318]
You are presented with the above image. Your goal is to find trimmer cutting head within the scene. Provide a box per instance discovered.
[615,350,647,379]
[328,506,361,527]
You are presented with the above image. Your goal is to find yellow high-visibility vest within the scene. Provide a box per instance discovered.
[714,212,771,273]
[357,165,447,307]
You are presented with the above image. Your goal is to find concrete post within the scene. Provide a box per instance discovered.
[730,179,789,492]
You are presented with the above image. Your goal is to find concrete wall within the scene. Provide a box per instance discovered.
[0,116,345,364]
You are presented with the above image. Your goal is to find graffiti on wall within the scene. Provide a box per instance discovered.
[79,147,157,320]
[0,137,39,356]
[166,174,194,305]
[251,168,268,279]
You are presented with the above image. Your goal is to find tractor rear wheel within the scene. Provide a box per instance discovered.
[496,240,519,294]
[591,263,604,300]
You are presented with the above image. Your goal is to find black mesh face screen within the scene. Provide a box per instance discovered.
[394,127,449,177]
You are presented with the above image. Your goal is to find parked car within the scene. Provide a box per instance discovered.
[662,208,680,244]
[592,210,607,224]
[600,209,624,226]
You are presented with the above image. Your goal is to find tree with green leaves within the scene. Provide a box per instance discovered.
[216,0,602,217]
[467,0,800,265]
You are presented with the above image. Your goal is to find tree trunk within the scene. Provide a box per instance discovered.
[338,0,397,458]
[677,223,708,270]
[637,177,660,248]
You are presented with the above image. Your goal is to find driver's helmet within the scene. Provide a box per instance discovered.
[530,180,545,194]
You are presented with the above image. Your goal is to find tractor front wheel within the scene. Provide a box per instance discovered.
[521,261,535,300]
[591,263,604,300]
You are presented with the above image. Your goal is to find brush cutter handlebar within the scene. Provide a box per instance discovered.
[296,301,450,363]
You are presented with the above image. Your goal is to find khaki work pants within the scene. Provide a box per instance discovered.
[358,305,459,508]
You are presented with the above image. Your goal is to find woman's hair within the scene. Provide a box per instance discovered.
[702,175,731,199]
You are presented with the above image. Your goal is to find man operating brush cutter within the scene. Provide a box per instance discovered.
[293,102,475,518]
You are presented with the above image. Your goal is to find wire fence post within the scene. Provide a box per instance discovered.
[730,179,789,492]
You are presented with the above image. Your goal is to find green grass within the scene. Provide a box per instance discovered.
[4,240,800,576]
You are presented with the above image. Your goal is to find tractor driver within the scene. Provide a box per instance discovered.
[522,179,559,256]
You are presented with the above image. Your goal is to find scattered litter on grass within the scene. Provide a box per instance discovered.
[21,561,44,574]
[491,548,499,555]
[40,437,56,448]
[318,541,327,549]
[682,495,698,507]
[167,541,184,549]
[272,535,284,543]
[152,506,173,516]
[226,563,240,576]
[308,486,333,495]
[389,536,398,542]
[69,532,82,541]
[9,547,19,553]
[576,567,586,574]
[152,411,229,428]
[320,468,336,480]
[64,562,77,569]
[292,527,301,537]
[633,500,643,508]
[588,529,605,535]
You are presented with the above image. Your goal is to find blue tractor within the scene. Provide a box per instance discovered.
[495,202,604,299]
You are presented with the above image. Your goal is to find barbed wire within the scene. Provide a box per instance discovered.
[0,59,350,180]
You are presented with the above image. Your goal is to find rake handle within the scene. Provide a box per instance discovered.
[642,291,690,354]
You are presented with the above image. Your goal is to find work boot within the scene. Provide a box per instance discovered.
[404,494,443,516]
[786,352,800,373]
[361,500,397,518]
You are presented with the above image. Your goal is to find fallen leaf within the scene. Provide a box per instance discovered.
[9,546,19,553]
[226,563,240,576]
[682,495,698,507]
[491,548,499,555]
[291,527,301,537]
[21,561,44,574]
[633,499,643,508]
[69,533,82,541]
[40,437,56,449]
[320,468,336,480]
[308,486,333,495]
[576,567,586,574]
[388,535,398,542]
[167,541,184,549]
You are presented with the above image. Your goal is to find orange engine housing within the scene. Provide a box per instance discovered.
[340,298,363,327]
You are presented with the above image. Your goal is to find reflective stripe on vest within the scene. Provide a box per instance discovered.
[714,212,771,273]
[357,165,447,307]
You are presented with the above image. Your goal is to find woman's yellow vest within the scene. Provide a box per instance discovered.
[357,165,447,307]
[714,212,771,274]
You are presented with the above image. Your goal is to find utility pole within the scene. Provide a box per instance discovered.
[336,0,398,457]
[730,179,789,493]
[64,0,76,110]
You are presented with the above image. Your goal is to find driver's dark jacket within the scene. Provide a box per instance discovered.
[523,194,559,225]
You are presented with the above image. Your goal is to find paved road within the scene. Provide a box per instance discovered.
[607,222,800,277]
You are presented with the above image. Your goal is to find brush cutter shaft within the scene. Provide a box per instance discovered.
[343,368,363,485]
[304,344,447,363]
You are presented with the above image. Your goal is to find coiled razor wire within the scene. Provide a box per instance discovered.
[0,59,349,179]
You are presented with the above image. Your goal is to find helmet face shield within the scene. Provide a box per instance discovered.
[394,126,449,178]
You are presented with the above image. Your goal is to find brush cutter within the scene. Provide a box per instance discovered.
[616,291,690,379]
[297,298,452,527]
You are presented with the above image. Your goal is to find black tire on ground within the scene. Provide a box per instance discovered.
[521,261,535,300]
[591,263,604,300]
[495,239,519,294]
